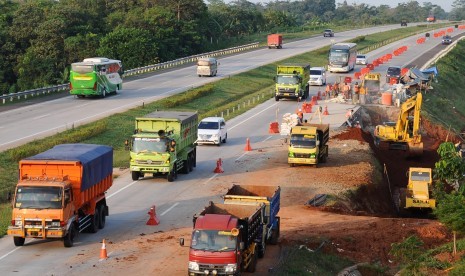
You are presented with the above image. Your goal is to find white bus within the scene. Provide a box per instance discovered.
[328,43,357,73]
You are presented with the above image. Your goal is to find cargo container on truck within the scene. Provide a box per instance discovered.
[267,34,283,49]
[223,185,280,257]
[288,124,329,167]
[127,111,198,182]
[274,64,310,101]
[7,144,113,247]
[180,202,265,275]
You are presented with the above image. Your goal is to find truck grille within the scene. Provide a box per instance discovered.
[135,160,164,165]
[294,153,311,158]
[278,88,296,93]
[198,264,226,274]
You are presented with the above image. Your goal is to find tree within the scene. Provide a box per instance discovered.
[97,27,158,69]
[390,235,425,273]
[434,192,465,255]
[434,142,465,191]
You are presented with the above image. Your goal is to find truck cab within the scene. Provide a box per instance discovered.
[288,124,329,167]
[274,64,310,101]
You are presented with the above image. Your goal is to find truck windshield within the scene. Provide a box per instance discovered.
[190,230,236,252]
[290,134,316,148]
[133,137,168,153]
[276,75,299,85]
[411,171,431,182]
[199,121,219,130]
[15,186,62,209]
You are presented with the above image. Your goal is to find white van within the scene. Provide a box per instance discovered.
[308,67,326,86]
[196,117,227,146]
[197,58,219,77]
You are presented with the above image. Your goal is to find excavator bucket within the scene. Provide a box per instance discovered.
[408,142,423,157]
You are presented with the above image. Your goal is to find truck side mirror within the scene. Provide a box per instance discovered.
[179,238,184,246]
[316,141,320,146]
[124,140,130,151]
[239,242,244,250]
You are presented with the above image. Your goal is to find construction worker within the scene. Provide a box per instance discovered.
[342,82,350,100]
[325,83,331,99]
[296,108,304,123]
[353,82,360,104]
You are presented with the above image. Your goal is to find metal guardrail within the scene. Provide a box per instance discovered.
[0,42,259,104]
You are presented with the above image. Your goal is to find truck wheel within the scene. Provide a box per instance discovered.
[182,158,190,174]
[89,211,100,233]
[63,225,75,248]
[269,217,280,245]
[189,155,194,172]
[192,151,197,168]
[131,171,140,181]
[257,242,266,258]
[289,163,295,167]
[167,165,176,182]
[246,252,257,272]
[13,237,25,246]
[275,96,279,101]
[98,204,106,229]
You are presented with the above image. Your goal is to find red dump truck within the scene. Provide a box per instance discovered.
[7,144,113,247]
[223,184,281,255]
[180,202,265,275]
[267,34,283,49]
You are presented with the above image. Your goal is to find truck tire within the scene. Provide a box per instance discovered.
[257,242,266,258]
[131,171,140,181]
[13,237,25,246]
[275,96,279,101]
[269,217,280,245]
[182,158,190,174]
[167,165,176,182]
[89,211,100,233]
[192,150,197,168]
[98,204,106,229]
[63,225,75,248]
[189,154,194,172]
[246,252,257,272]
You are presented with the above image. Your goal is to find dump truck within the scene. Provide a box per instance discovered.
[7,144,113,247]
[127,111,198,182]
[288,123,329,167]
[267,34,282,49]
[223,185,280,257]
[395,167,435,215]
[274,64,310,101]
[180,202,265,275]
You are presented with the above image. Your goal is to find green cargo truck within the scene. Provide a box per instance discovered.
[274,64,310,101]
[127,111,198,182]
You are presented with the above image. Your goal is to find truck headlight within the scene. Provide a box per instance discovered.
[15,220,22,226]
[225,264,237,272]
[51,221,61,227]
[188,261,199,271]
[288,152,294,157]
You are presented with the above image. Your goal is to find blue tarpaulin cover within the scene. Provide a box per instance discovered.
[25,144,113,191]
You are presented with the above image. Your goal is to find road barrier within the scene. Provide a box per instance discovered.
[0,42,259,105]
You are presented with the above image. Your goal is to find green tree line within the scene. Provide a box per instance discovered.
[0,0,457,94]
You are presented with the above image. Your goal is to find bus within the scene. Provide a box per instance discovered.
[328,43,357,73]
[69,57,123,98]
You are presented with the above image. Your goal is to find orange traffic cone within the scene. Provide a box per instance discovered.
[100,239,108,259]
[323,106,329,115]
[146,205,160,226]
[268,122,279,134]
[213,158,224,173]
[244,138,253,151]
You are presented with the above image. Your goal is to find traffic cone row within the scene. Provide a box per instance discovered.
[146,205,160,226]
[213,158,224,173]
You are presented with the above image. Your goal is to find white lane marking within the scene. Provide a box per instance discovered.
[229,102,279,131]
[235,152,249,161]
[107,181,138,199]
[33,114,50,120]
[204,174,218,184]
[160,202,179,216]
[262,136,273,142]
[0,247,21,261]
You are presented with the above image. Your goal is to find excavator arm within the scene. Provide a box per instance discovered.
[374,92,423,156]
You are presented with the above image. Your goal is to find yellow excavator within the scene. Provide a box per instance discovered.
[374,92,423,156]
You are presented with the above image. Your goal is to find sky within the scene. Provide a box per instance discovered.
[225,0,455,12]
